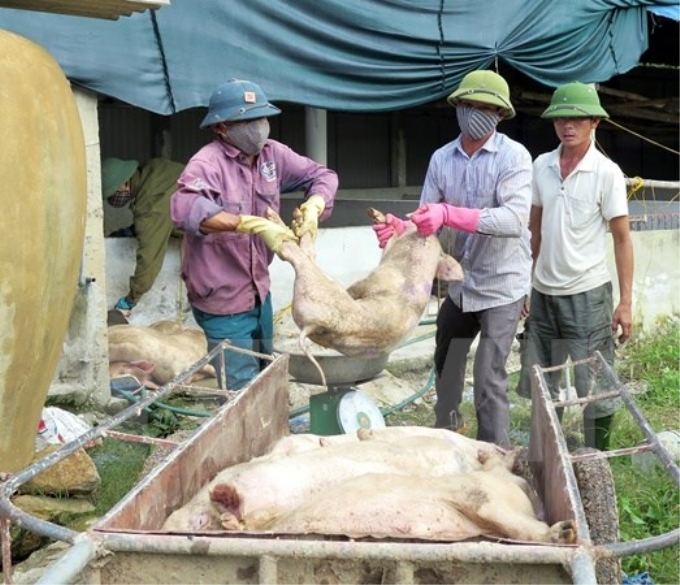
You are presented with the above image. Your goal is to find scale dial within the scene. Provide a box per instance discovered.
[337,390,386,433]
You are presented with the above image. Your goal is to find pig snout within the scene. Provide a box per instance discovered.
[109,359,160,390]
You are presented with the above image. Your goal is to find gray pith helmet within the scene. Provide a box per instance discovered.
[200,79,282,129]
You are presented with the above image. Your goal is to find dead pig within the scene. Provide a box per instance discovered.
[108,321,215,386]
[162,431,507,532]
[161,429,576,545]
[238,208,463,357]
[270,449,576,545]
[108,359,159,390]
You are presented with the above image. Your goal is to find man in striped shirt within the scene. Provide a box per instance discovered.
[380,70,532,447]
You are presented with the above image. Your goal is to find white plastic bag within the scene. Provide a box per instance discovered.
[36,407,96,450]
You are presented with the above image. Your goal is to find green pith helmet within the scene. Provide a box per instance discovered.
[542,82,609,119]
[101,158,138,197]
[447,70,515,119]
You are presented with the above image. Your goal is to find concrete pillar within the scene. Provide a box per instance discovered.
[50,88,111,407]
[305,107,327,165]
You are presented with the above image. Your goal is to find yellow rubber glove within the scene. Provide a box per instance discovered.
[293,194,326,239]
[236,215,297,256]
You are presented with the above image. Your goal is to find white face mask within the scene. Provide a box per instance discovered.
[456,104,500,140]
[222,118,270,155]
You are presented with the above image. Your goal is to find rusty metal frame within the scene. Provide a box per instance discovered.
[529,351,680,561]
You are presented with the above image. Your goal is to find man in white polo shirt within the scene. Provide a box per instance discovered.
[526,82,634,450]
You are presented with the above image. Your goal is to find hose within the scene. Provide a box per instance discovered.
[112,385,211,418]
[379,366,436,416]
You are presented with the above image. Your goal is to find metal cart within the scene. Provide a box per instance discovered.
[0,347,678,584]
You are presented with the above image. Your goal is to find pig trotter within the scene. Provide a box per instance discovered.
[367,207,386,224]
[219,512,244,530]
[548,519,577,544]
[357,428,374,441]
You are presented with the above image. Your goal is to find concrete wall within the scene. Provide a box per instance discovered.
[622,229,680,327]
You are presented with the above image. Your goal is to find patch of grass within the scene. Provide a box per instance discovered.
[614,317,680,584]
[612,458,679,583]
[88,437,150,516]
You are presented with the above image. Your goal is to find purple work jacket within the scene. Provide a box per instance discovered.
[171,138,337,315]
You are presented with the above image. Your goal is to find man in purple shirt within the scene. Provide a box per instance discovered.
[171,79,338,390]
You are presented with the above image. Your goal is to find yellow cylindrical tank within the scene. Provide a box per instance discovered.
[0,30,87,472]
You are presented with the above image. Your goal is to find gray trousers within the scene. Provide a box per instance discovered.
[526,283,620,419]
[433,295,524,448]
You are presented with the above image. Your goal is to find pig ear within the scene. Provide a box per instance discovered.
[435,253,464,282]
[129,360,155,374]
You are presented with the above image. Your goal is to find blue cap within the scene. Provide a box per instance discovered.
[200,79,281,128]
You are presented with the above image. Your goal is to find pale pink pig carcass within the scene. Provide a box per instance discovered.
[108,321,215,386]
[238,208,462,359]
[162,430,507,532]
[280,209,462,356]
[269,449,576,545]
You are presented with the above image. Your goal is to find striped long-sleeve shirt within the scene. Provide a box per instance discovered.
[420,131,532,312]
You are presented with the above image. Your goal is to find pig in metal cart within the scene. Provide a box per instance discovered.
[0,346,678,585]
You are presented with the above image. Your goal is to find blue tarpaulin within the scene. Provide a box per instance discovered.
[0,0,675,115]
[647,4,680,19]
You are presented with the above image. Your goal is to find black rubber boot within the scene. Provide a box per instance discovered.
[584,414,614,450]
[434,410,465,433]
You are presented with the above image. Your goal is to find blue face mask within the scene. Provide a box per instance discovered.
[222,118,270,155]
[456,104,500,140]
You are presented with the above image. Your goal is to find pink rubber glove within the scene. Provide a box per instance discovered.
[410,203,480,236]
[372,213,410,248]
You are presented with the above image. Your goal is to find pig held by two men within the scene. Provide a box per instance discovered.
[238,207,463,360]
[281,208,463,357]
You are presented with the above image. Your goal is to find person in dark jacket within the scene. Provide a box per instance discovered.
[102,157,185,316]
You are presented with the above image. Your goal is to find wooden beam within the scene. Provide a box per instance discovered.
[0,0,169,20]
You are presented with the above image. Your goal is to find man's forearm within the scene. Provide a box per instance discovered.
[614,238,634,306]
[199,211,241,234]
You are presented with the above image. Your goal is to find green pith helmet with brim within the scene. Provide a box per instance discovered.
[447,70,516,119]
[101,158,138,197]
[542,82,609,119]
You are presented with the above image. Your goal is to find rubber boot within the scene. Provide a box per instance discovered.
[434,410,466,434]
[584,414,614,450]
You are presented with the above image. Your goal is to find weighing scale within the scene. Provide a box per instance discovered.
[286,351,389,436]
[308,386,386,435]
